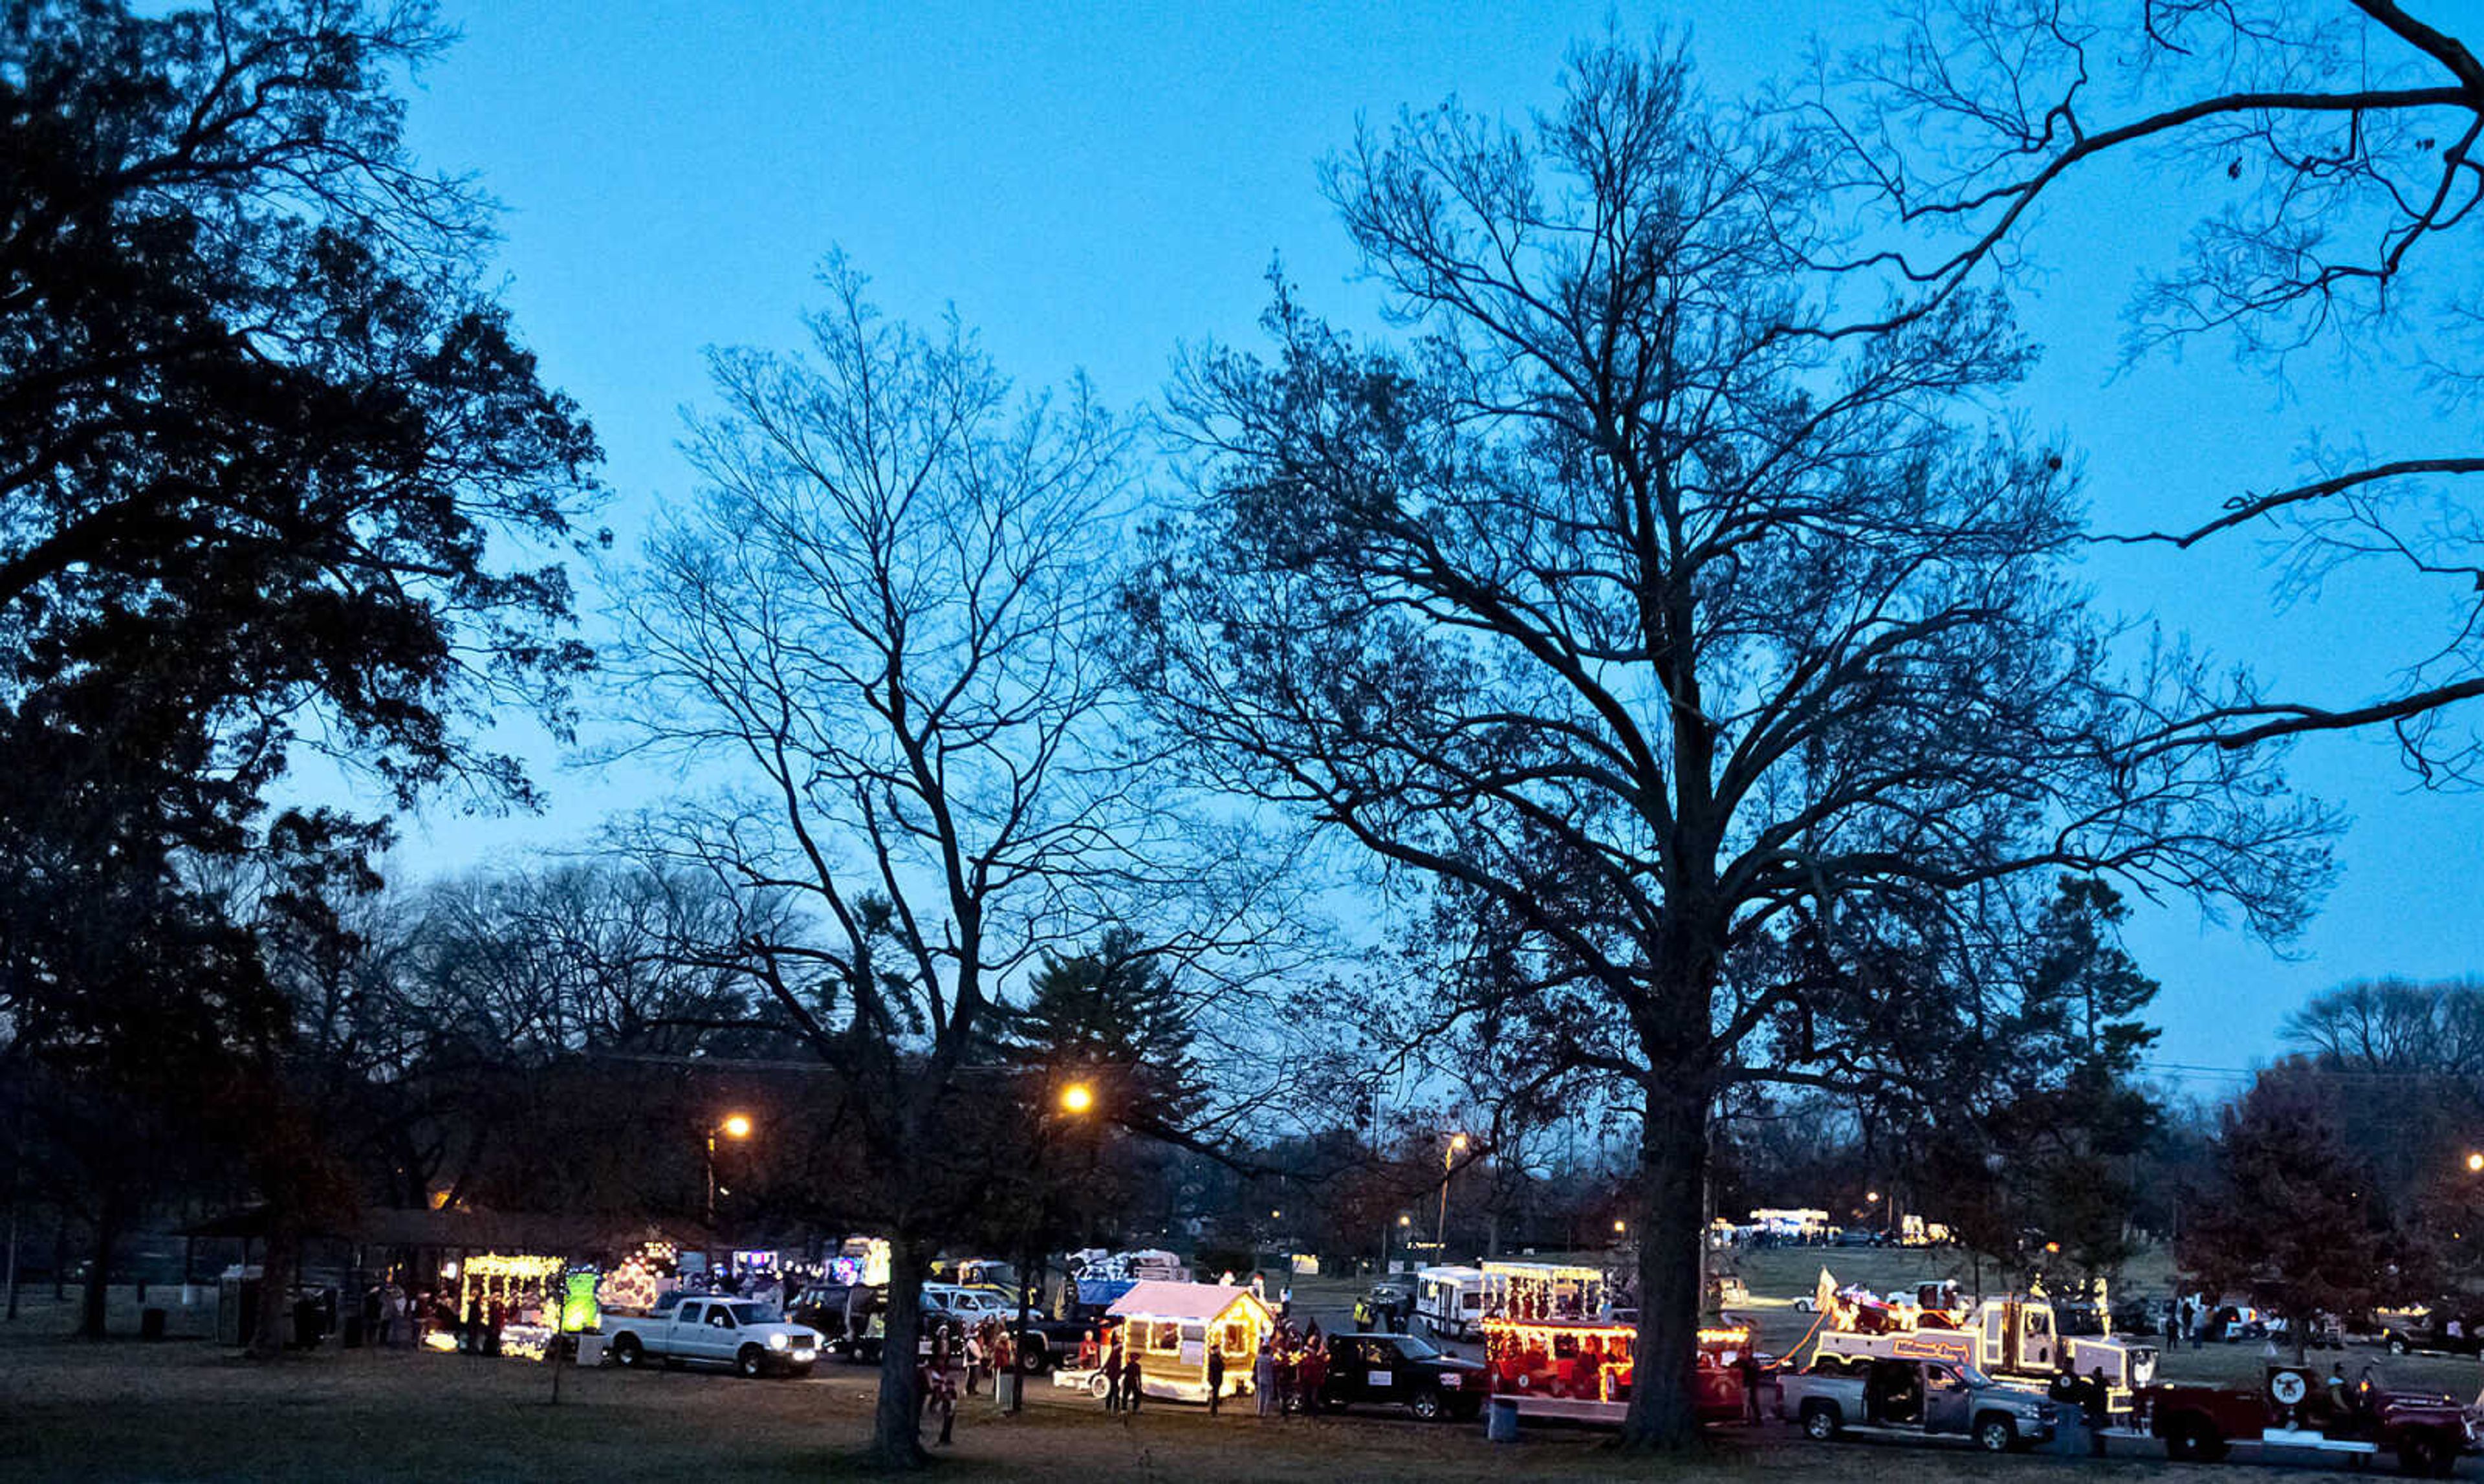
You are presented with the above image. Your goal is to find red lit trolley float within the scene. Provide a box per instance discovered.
[1476,1260,1770,1426]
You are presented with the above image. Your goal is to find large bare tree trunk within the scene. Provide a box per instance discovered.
[247,1225,296,1358]
[1618,1080,1709,1451]
[871,1234,929,1468]
[76,1192,119,1338]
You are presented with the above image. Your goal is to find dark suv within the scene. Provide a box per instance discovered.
[1317,1331,1487,1421]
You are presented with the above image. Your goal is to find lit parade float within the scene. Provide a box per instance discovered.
[1052,1280,1277,1403]
[422,1252,569,1357]
[1476,1260,1763,1424]
[1806,1268,2158,1415]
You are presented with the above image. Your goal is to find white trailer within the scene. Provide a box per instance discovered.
[1413,1265,1485,1342]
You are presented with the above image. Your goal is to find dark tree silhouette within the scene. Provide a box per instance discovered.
[1812,0,2484,778]
[2282,977,2484,1258]
[1914,878,2164,1289]
[2183,1058,2410,1364]
[607,262,1303,1467]
[0,1,599,1346]
[1010,928,1208,1141]
[1126,41,2329,1448]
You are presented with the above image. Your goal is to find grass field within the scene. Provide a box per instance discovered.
[4,1263,2478,1481]
[0,1326,2467,1482]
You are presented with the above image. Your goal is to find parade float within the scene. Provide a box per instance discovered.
[1474,1260,1762,1424]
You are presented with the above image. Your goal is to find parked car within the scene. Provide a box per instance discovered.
[605,1296,821,1379]
[1003,1313,1094,1375]
[1314,1332,1486,1421]
[1778,1356,2060,1454]
[924,1283,1012,1322]
[1354,1283,1413,1331]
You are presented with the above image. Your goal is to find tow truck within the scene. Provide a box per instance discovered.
[1807,1269,2155,1414]
[2139,1362,2473,1476]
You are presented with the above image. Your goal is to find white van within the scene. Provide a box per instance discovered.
[1413,1265,1485,1342]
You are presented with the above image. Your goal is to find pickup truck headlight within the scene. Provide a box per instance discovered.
[768,1333,790,1350]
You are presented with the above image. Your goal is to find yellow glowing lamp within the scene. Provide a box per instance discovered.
[1061,1083,1094,1115]
[721,1113,753,1140]
[2467,1151,2483,1174]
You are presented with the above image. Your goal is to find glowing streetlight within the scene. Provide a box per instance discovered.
[706,1114,754,1225]
[2466,1150,2482,1174]
[1380,1210,1414,1278]
[1865,1190,1880,1203]
[1060,1082,1095,1115]
[1613,1218,1627,1235]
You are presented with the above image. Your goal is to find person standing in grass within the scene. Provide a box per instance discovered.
[1254,1342,1278,1417]
[931,1362,958,1446]
[1296,1338,1329,1416]
[2085,1368,2111,1457]
[1207,1344,1227,1415]
[1104,1330,1125,1413]
[1122,1350,1144,1415]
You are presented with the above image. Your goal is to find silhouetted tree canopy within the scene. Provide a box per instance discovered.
[1126,39,2329,1448]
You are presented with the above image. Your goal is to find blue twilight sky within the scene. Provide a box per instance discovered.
[375,1,2484,1087]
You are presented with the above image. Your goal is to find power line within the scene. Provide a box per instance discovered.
[2142,1058,2483,1086]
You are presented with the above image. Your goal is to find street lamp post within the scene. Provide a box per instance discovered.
[1011,1082,1093,1416]
[1437,1133,1468,1254]
[705,1113,752,1228]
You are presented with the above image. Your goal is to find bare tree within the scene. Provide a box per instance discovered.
[1803,0,2484,776]
[604,259,1298,1466]
[1126,41,2330,1448]
[2285,977,2484,1076]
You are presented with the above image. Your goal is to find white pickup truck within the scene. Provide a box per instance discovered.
[605,1296,822,1379]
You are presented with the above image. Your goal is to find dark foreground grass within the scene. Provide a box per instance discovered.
[0,1331,2436,1483]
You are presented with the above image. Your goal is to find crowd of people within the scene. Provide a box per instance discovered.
[916,1313,1026,1446]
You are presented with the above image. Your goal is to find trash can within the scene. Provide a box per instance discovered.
[140,1307,167,1341]
[1487,1395,1521,1443]
[995,1371,1021,1410]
